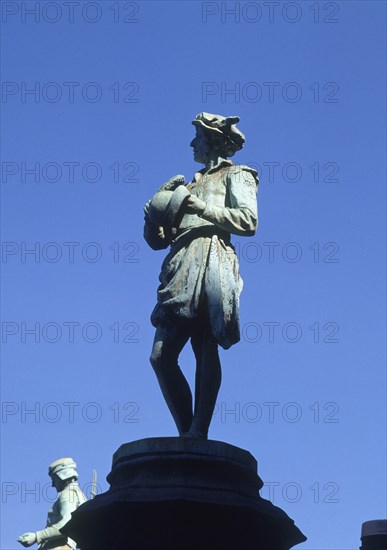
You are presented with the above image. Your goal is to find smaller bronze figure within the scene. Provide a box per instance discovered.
[17,458,87,549]
[144,112,258,439]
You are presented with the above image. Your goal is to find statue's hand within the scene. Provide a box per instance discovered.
[157,175,185,193]
[17,533,37,547]
[185,195,206,216]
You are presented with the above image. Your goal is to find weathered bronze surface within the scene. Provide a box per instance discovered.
[144,113,258,439]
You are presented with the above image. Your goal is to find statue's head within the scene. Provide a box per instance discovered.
[190,112,245,163]
[48,457,78,490]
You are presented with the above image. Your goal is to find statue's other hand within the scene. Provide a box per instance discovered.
[185,195,206,216]
[17,533,37,547]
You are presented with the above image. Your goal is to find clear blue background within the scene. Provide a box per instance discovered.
[1,1,386,548]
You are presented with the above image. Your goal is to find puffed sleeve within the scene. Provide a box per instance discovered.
[200,165,258,236]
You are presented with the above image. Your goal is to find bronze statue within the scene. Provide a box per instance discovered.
[17,458,87,549]
[49,115,307,550]
[144,113,258,439]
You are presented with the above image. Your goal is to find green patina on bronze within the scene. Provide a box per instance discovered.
[144,113,259,439]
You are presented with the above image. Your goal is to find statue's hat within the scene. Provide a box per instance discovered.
[49,457,78,480]
[192,112,245,156]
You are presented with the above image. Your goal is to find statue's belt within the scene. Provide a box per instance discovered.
[170,226,231,252]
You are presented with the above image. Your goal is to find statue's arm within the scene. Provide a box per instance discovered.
[143,200,170,250]
[36,491,78,544]
[200,166,258,236]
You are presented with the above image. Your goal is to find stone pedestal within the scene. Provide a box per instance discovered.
[63,438,306,550]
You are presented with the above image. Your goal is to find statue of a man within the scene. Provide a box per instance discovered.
[17,458,87,549]
[144,112,258,439]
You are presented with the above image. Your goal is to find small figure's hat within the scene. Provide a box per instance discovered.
[49,458,78,480]
[192,112,245,156]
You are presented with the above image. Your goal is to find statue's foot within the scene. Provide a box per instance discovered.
[181,428,207,439]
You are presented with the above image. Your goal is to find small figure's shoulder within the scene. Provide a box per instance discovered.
[59,485,73,498]
[59,483,82,502]
[227,163,259,185]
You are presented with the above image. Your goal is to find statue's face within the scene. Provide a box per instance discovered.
[50,474,66,491]
[190,127,211,164]
[50,474,61,490]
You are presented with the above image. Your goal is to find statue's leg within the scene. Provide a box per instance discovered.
[189,325,221,439]
[150,324,193,435]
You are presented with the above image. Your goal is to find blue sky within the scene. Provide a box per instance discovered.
[1,1,386,548]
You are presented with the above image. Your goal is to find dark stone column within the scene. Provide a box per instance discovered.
[63,438,306,550]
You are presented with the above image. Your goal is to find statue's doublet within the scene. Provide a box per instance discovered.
[149,161,258,349]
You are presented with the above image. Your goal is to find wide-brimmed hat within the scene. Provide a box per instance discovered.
[148,185,190,237]
[192,112,245,156]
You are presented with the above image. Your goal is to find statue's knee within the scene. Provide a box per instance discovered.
[150,351,161,372]
[150,348,172,375]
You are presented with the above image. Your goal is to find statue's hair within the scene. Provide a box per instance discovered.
[205,129,239,158]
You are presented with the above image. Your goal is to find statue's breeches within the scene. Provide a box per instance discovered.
[151,232,243,349]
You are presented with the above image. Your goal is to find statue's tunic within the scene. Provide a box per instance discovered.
[145,161,258,349]
[37,483,87,550]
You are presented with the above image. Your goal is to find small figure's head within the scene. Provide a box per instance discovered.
[48,457,78,491]
[190,112,245,163]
